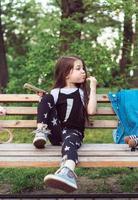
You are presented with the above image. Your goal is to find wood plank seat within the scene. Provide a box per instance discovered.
[0,144,138,168]
[0,94,135,168]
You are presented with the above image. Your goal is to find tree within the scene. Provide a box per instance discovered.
[59,0,84,52]
[0,2,8,92]
[131,0,138,86]
[25,0,120,88]
[1,0,43,93]
[4,0,136,91]
[119,0,135,77]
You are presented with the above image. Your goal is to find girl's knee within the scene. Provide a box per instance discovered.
[48,134,62,146]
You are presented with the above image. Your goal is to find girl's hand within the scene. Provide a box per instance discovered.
[87,76,97,89]
[0,106,6,116]
[36,92,45,97]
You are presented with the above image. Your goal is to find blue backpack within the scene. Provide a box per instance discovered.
[108,89,138,144]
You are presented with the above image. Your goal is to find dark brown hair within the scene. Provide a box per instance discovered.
[53,56,89,119]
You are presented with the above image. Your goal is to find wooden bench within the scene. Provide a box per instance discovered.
[0,94,138,168]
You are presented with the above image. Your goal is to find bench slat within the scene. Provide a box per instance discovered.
[86,120,117,128]
[0,150,136,156]
[0,94,110,102]
[0,120,118,128]
[0,143,129,150]
[96,107,114,115]
[5,107,37,115]
[0,144,138,168]
[0,120,36,128]
[0,143,133,156]
[0,94,39,102]
[5,107,115,115]
[1,160,138,168]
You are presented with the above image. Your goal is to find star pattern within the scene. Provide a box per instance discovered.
[48,103,52,108]
[44,113,47,118]
[76,142,80,147]
[65,146,70,151]
[69,141,74,146]
[76,130,82,136]
[65,135,71,140]
[62,141,65,147]
[51,117,57,126]
[62,129,67,134]
[73,132,78,136]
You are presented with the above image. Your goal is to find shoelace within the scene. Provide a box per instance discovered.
[129,135,138,139]
[33,128,50,136]
[55,167,77,178]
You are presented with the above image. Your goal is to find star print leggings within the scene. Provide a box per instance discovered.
[37,94,83,164]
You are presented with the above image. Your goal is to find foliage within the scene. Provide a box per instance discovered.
[66,40,117,87]
[1,0,44,93]
[1,0,137,93]
[25,30,118,89]
[23,13,61,91]
[21,0,120,90]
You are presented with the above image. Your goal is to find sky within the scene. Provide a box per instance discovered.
[36,0,53,10]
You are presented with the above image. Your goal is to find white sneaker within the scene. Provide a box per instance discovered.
[33,128,49,148]
[44,167,78,193]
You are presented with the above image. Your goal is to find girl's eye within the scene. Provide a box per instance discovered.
[76,66,83,70]
[74,65,85,71]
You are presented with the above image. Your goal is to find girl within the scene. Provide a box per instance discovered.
[33,56,97,193]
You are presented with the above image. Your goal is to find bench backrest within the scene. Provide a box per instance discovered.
[0,94,116,129]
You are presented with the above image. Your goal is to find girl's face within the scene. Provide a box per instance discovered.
[66,59,86,87]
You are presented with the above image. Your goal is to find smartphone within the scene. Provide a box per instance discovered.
[23,83,46,93]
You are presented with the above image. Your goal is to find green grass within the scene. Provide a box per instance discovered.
[0,168,56,193]
[84,129,113,143]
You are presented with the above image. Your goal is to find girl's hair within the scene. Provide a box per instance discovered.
[53,55,89,119]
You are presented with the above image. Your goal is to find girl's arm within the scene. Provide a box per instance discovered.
[87,76,97,115]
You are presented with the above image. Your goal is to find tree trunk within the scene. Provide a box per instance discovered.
[119,13,134,75]
[132,0,138,87]
[60,0,84,52]
[0,4,8,93]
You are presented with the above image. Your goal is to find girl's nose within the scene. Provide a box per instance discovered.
[81,69,85,74]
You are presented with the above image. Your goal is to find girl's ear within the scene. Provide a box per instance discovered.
[66,75,69,79]
[66,69,72,79]
[66,71,71,79]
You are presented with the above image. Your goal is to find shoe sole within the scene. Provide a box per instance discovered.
[33,137,46,149]
[44,174,77,193]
